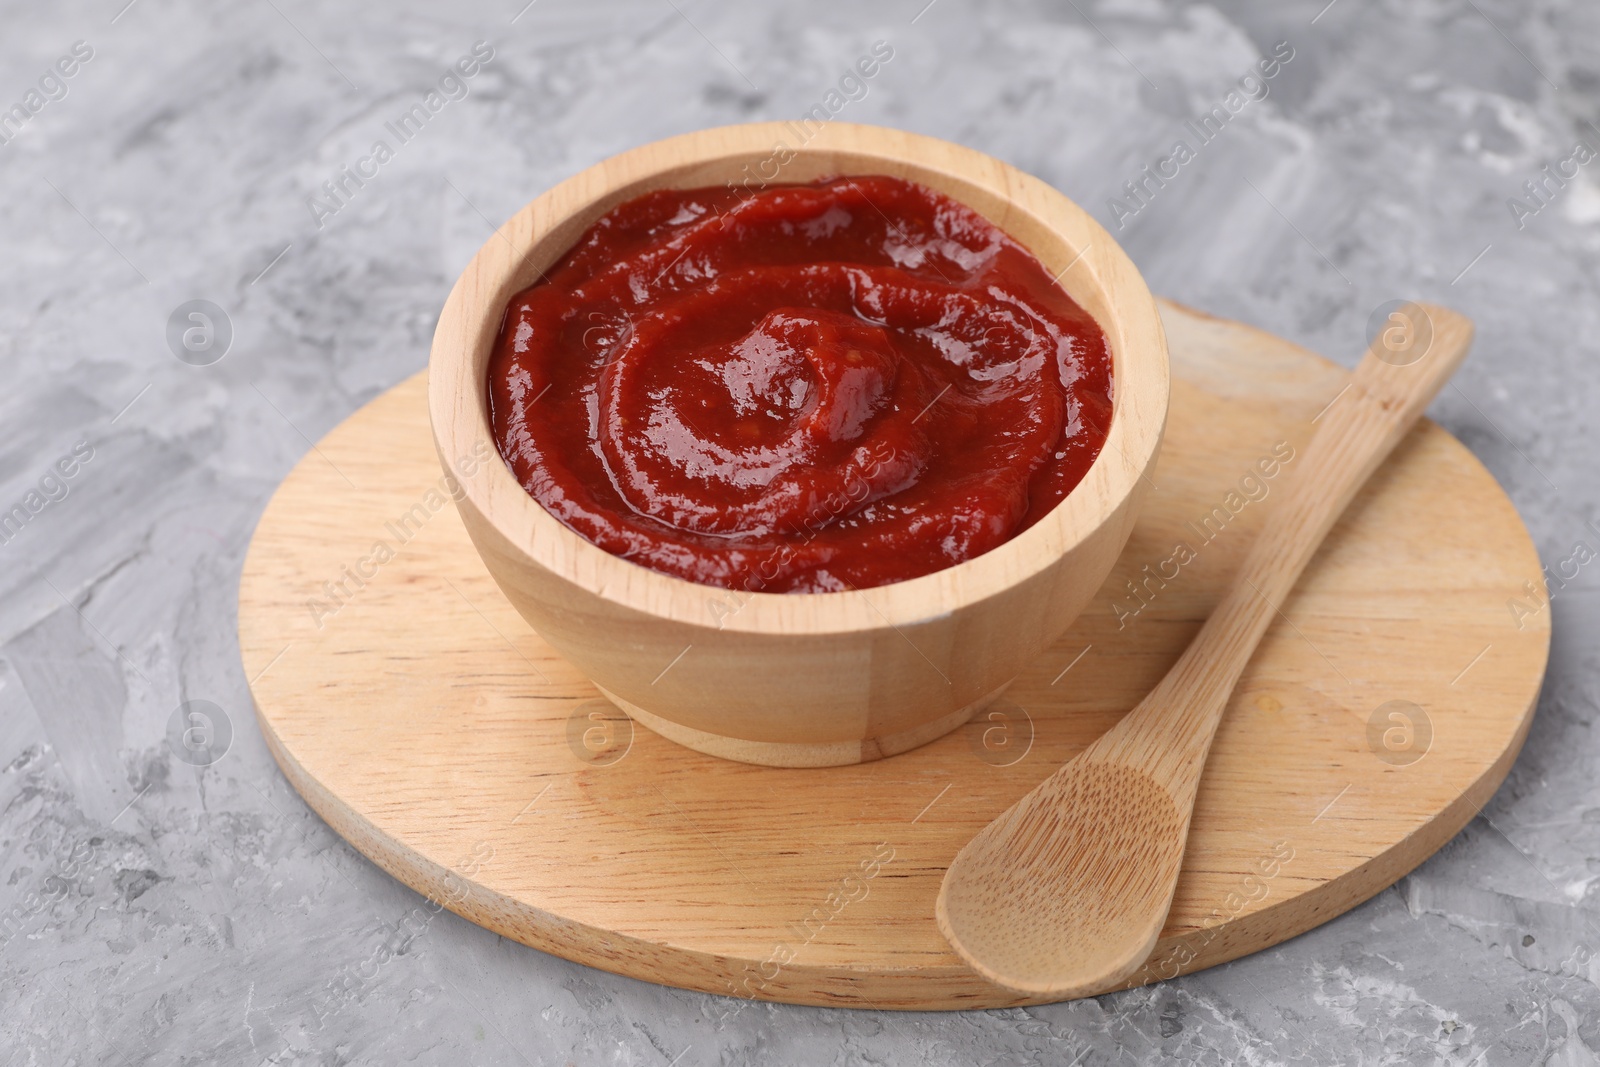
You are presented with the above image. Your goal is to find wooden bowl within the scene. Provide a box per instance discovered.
[428,122,1168,767]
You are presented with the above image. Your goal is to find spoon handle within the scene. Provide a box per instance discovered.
[1099,303,1476,789]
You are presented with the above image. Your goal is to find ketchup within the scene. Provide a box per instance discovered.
[488,176,1113,593]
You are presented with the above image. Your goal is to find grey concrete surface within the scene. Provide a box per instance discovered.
[1,0,1597,1063]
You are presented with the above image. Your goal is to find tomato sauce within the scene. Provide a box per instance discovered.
[488,176,1113,593]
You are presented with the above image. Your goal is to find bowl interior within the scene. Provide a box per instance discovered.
[433,122,1167,635]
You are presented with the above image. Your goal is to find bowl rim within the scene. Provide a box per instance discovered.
[429,121,1168,636]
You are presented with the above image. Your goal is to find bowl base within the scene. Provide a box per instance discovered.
[597,685,1004,767]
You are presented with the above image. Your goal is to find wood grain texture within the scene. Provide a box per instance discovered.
[937,305,1476,997]
[239,300,1549,1009]
[426,122,1170,763]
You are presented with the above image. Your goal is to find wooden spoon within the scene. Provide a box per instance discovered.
[936,303,1475,997]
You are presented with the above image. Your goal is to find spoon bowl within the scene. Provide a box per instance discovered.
[938,759,1184,996]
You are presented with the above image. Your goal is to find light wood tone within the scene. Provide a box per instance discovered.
[239,301,1549,1009]
[427,122,1169,764]
[937,305,1476,997]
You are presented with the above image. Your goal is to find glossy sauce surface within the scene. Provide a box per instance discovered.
[489,176,1113,593]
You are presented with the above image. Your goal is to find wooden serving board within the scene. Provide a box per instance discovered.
[239,300,1549,1009]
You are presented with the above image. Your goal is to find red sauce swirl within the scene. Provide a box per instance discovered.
[489,176,1113,593]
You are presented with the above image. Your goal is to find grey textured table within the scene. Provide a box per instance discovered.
[2,1,1596,1063]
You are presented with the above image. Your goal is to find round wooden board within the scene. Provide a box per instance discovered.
[239,299,1549,1009]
